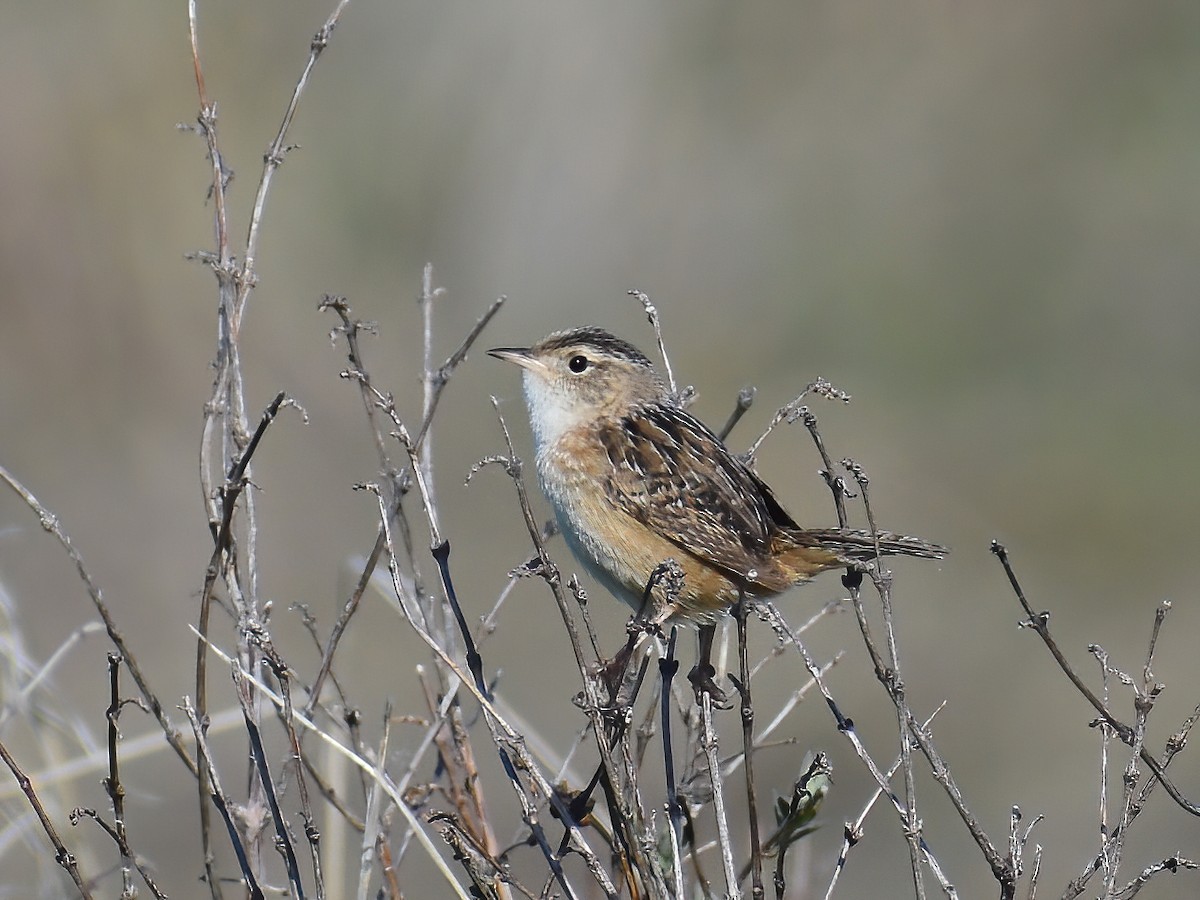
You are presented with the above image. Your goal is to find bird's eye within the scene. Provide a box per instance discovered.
[568,354,589,373]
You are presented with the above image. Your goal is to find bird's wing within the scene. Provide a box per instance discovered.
[597,403,789,580]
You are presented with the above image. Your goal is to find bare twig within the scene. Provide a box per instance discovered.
[414,284,506,450]
[730,595,764,898]
[761,602,959,897]
[243,0,353,278]
[194,630,475,899]
[1113,854,1198,899]
[800,406,856,534]
[629,289,678,397]
[188,2,351,889]
[184,696,266,900]
[1091,643,1114,887]
[1064,701,1200,898]
[103,653,133,898]
[233,666,306,899]
[483,401,646,896]
[822,705,947,900]
[719,387,757,441]
[744,379,851,465]
[991,543,1200,818]
[357,702,392,900]
[0,464,195,776]
[193,391,286,895]
[364,481,618,899]
[659,628,686,898]
[320,295,392,469]
[261,635,325,897]
[0,736,93,898]
[305,528,386,717]
[697,691,740,898]
[843,458,925,900]
[847,571,1005,892]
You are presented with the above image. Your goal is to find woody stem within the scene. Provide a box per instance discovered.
[732,594,765,898]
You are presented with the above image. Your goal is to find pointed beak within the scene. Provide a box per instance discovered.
[487,346,543,373]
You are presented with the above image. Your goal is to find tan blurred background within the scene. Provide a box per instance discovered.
[2,2,1199,897]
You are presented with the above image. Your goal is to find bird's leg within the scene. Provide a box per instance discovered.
[599,563,675,704]
[688,622,728,703]
[598,628,641,707]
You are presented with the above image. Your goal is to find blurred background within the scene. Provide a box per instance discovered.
[2,2,1199,897]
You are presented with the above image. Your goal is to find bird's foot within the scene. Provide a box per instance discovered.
[687,662,731,708]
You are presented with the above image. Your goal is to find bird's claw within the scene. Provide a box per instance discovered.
[687,662,731,708]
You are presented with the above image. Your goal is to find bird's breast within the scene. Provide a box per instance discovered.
[535,428,742,621]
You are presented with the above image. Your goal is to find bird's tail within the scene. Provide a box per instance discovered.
[792,527,948,565]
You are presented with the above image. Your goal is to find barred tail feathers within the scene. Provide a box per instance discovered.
[792,527,947,564]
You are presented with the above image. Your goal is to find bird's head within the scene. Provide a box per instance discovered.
[489,327,667,449]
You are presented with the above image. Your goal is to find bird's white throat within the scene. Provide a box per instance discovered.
[521,371,587,456]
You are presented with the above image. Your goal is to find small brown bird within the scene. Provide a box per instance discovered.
[490,327,944,688]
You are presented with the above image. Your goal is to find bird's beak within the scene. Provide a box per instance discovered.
[487,346,544,374]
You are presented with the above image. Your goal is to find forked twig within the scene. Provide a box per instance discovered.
[183,697,266,900]
[192,630,474,899]
[761,602,959,897]
[629,289,678,397]
[842,458,926,899]
[744,379,851,465]
[991,543,1200,818]
[0,464,195,776]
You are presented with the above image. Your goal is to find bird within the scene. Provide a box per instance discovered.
[489,326,945,694]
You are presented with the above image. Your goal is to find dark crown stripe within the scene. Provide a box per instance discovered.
[540,327,653,368]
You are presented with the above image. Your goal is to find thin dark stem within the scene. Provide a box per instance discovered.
[413,293,506,450]
[555,562,681,872]
[305,526,386,717]
[0,464,196,776]
[195,566,220,900]
[184,696,265,899]
[731,595,764,898]
[260,637,325,898]
[845,458,925,900]
[432,541,489,699]
[564,573,604,663]
[194,392,285,896]
[846,569,1007,889]
[1112,855,1198,898]
[800,407,854,531]
[234,670,306,899]
[0,738,94,898]
[103,653,133,898]
[484,402,635,896]
[991,542,1200,818]
[1142,600,1169,690]
[406,520,601,898]
[659,628,685,895]
[70,807,169,900]
[761,602,960,896]
[319,295,392,469]
[718,387,757,441]
[821,709,943,900]
[744,378,850,465]
[188,1,236,881]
